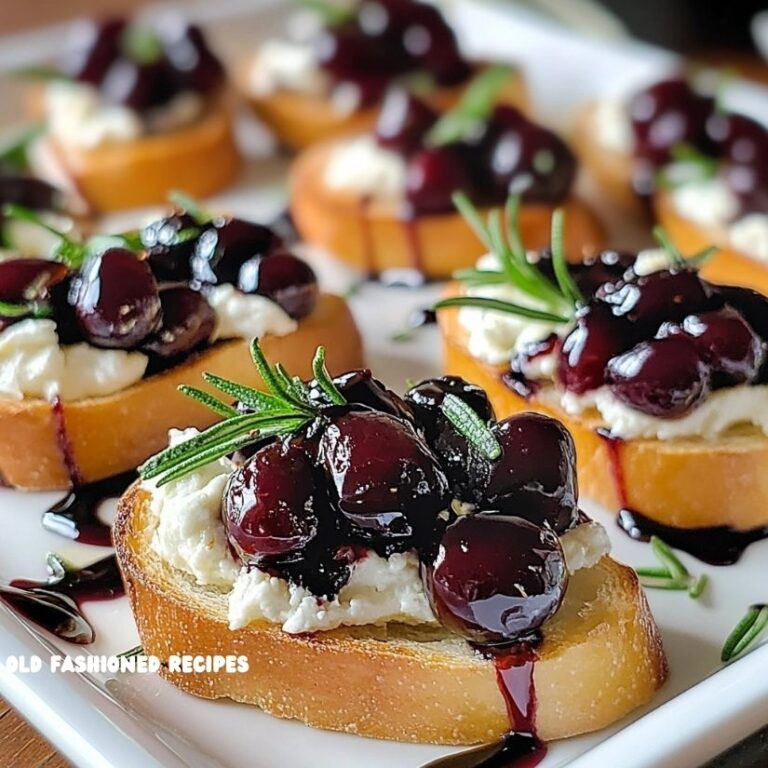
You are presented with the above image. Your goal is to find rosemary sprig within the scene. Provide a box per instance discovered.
[425,65,513,148]
[13,65,70,83]
[168,190,213,225]
[117,645,144,659]
[0,300,53,319]
[434,192,578,323]
[293,0,356,26]
[635,536,708,599]
[653,226,687,269]
[441,394,501,460]
[138,341,346,487]
[121,26,164,66]
[656,143,718,190]
[721,604,768,662]
[0,123,43,171]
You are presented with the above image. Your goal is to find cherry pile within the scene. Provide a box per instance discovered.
[510,254,768,419]
[373,92,576,214]
[223,372,578,645]
[626,77,768,211]
[59,16,224,113]
[0,209,319,367]
[312,0,471,108]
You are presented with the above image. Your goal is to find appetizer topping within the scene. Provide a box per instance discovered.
[326,73,576,213]
[251,0,471,109]
[0,202,318,400]
[39,16,225,148]
[442,194,768,439]
[142,342,608,639]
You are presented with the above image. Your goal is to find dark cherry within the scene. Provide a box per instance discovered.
[723,162,768,215]
[0,176,60,212]
[422,514,568,644]
[314,23,398,86]
[191,218,281,287]
[48,275,83,345]
[606,336,710,418]
[141,211,202,282]
[557,302,633,394]
[669,307,765,387]
[628,78,714,167]
[716,285,768,343]
[161,22,224,94]
[706,112,768,167]
[62,17,126,85]
[141,286,215,359]
[310,368,414,423]
[485,414,578,534]
[481,107,576,203]
[69,248,161,349]
[237,250,318,320]
[223,441,322,564]
[0,258,68,303]
[405,376,495,499]
[319,410,449,549]
[99,57,175,112]
[560,250,637,298]
[375,88,437,154]
[599,268,717,333]
[405,146,472,215]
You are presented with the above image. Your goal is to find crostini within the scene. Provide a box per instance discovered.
[116,345,666,747]
[27,16,241,212]
[240,0,527,150]
[438,195,768,563]
[0,203,361,490]
[573,77,768,292]
[291,76,604,281]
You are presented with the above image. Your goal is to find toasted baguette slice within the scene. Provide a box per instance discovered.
[654,189,768,295]
[440,301,768,530]
[290,141,605,279]
[0,294,362,491]
[239,64,528,151]
[36,99,241,213]
[570,102,642,216]
[115,484,666,745]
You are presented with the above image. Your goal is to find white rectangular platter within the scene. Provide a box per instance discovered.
[0,2,767,766]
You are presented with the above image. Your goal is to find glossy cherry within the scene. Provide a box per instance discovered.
[69,248,161,349]
[375,88,437,154]
[606,335,711,418]
[405,376,495,499]
[141,286,215,359]
[707,112,768,167]
[628,78,714,167]
[0,176,60,212]
[223,441,322,564]
[237,250,318,320]
[557,302,633,394]
[538,249,636,299]
[319,410,449,549]
[422,513,568,644]
[62,17,126,85]
[405,146,472,214]
[99,56,175,112]
[599,268,716,333]
[191,218,281,287]
[142,211,202,282]
[161,22,224,94]
[485,414,578,534]
[676,307,764,387]
[481,107,576,203]
[0,258,68,303]
[310,369,414,423]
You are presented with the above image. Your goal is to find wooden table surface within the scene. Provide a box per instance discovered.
[0,697,69,768]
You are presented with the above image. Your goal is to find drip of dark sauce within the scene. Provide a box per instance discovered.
[42,471,136,546]
[51,396,83,486]
[424,641,546,768]
[617,508,768,566]
[1,554,124,644]
[598,429,768,564]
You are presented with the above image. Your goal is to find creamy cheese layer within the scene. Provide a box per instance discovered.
[44,81,204,149]
[0,285,296,401]
[145,443,611,635]
[323,135,407,201]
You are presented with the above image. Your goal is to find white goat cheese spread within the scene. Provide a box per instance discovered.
[0,285,295,401]
[44,81,204,149]
[145,442,611,635]
[592,97,634,153]
[323,135,407,201]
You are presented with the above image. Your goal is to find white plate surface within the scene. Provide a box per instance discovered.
[0,2,767,767]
